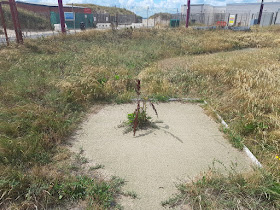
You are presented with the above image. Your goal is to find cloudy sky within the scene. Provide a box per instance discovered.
[21,0,263,17]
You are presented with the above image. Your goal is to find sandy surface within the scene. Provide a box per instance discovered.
[70,102,252,210]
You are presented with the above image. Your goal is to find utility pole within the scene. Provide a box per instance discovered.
[147,6,149,28]
[58,0,66,33]
[186,0,190,28]
[257,0,264,25]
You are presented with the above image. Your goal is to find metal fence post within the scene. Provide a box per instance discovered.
[0,3,9,46]
[9,0,23,43]
[11,0,23,43]
[258,0,264,25]
[186,0,190,28]
[58,0,66,33]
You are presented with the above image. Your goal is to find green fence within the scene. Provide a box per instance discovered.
[50,12,94,29]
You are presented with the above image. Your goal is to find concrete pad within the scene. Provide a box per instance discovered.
[70,102,252,210]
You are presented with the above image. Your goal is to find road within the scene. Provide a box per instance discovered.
[0,29,81,45]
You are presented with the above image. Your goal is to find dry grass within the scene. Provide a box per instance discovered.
[1,27,280,208]
[138,30,280,209]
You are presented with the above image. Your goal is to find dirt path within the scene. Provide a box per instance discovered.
[70,102,252,209]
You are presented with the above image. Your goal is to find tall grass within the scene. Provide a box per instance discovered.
[138,28,280,209]
[1,28,280,208]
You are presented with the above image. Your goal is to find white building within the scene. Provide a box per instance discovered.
[181,2,280,26]
[142,18,155,28]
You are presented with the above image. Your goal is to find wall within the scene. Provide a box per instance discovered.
[142,18,155,28]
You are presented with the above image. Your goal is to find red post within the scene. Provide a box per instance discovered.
[58,0,66,33]
[186,0,190,28]
[0,3,9,46]
[9,0,19,43]
[11,0,23,43]
[9,0,23,43]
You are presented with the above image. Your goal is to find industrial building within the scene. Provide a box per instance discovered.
[181,2,280,26]
[16,1,93,29]
[15,1,139,30]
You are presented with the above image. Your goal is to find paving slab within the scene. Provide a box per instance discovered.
[70,102,252,210]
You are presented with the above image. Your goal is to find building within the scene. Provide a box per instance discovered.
[16,1,93,29]
[181,4,226,25]
[181,2,280,26]
[227,2,280,26]
[16,1,139,30]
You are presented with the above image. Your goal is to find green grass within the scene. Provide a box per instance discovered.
[150,12,172,20]
[1,27,280,208]
[162,167,280,209]
[1,5,52,30]
[72,4,135,15]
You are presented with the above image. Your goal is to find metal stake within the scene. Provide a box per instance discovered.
[11,0,23,43]
[0,3,9,46]
[186,0,190,28]
[58,0,66,33]
[257,0,264,25]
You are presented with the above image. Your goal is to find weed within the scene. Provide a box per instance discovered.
[123,191,138,199]
[74,151,89,165]
[222,128,244,150]
[89,164,105,170]
[163,167,280,209]
[128,80,158,136]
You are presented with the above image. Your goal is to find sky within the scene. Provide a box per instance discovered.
[20,0,268,17]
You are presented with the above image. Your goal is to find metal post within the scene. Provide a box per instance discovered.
[186,0,190,28]
[257,0,264,25]
[72,3,76,33]
[9,0,22,43]
[177,8,179,27]
[11,0,23,43]
[58,0,66,33]
[0,3,9,46]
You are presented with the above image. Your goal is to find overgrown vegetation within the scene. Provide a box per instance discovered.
[1,27,280,208]
[2,5,52,30]
[127,80,158,136]
[73,4,135,15]
[162,167,279,209]
[150,12,173,20]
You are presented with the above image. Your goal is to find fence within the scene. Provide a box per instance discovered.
[179,13,251,27]
[2,2,280,47]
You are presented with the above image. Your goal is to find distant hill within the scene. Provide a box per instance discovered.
[2,5,51,30]
[73,4,135,16]
[150,13,173,20]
